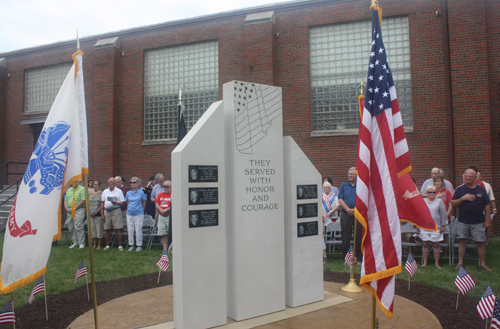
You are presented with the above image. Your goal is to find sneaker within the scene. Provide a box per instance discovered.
[104,246,110,250]
[128,246,135,251]
[69,243,77,249]
[136,247,143,252]
[79,244,85,249]
[118,246,123,251]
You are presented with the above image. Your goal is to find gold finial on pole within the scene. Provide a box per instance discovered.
[359,81,365,96]
[76,28,80,51]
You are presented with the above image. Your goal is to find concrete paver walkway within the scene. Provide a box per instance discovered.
[68,282,441,329]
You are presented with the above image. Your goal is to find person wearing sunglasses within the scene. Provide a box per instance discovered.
[125,177,147,251]
[420,185,447,268]
[155,180,172,253]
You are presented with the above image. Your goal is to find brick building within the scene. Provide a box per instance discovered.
[0,0,499,235]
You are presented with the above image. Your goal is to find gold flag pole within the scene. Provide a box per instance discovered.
[78,29,99,329]
[11,293,15,329]
[341,81,364,293]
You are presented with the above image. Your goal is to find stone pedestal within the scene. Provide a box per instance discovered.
[172,101,227,329]
[224,81,285,321]
[283,136,323,307]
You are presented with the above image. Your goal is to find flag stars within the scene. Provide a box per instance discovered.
[379,103,384,110]
[369,75,374,81]
[383,91,389,97]
[382,64,387,70]
[369,87,373,93]
[369,63,374,69]
[376,33,380,38]
[372,40,376,46]
[378,75,384,81]
[370,52,375,57]
[374,87,380,93]
[378,47,384,53]
[375,60,380,66]
[368,100,373,105]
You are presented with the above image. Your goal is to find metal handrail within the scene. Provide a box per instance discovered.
[0,177,22,207]
[0,162,27,187]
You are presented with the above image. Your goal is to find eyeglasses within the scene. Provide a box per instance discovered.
[427,191,436,194]
[130,181,136,184]
[164,186,171,188]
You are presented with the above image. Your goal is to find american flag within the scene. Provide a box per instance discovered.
[29,275,46,304]
[156,251,170,272]
[404,252,417,278]
[477,284,496,320]
[356,4,407,319]
[491,298,500,329]
[344,245,357,268]
[454,266,476,295]
[74,259,88,284]
[0,300,14,324]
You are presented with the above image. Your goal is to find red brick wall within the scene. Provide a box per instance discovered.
[0,62,6,168]
[0,0,499,231]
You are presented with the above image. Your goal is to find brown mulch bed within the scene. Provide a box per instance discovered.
[6,271,483,329]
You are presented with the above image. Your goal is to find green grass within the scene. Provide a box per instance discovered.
[324,237,500,300]
[0,232,169,308]
[1,232,498,308]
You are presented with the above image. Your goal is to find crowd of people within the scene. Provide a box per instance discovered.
[322,166,495,271]
[64,174,172,253]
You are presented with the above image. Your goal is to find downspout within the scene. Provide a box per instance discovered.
[442,0,455,187]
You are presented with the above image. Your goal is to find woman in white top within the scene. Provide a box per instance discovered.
[421,185,447,269]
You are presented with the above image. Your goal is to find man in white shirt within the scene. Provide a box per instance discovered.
[101,177,126,251]
[420,167,454,197]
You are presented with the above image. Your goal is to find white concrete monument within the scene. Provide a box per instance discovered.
[172,101,227,329]
[224,81,286,321]
[283,136,323,307]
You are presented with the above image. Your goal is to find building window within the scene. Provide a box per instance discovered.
[309,16,412,134]
[144,41,219,142]
[24,63,72,114]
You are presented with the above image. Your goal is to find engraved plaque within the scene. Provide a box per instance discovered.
[188,165,218,183]
[297,221,319,238]
[297,203,318,219]
[189,209,219,228]
[296,184,318,200]
[188,188,218,205]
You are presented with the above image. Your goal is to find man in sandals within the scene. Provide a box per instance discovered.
[451,168,491,271]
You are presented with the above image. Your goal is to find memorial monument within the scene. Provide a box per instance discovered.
[171,81,322,329]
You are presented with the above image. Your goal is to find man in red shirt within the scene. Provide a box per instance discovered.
[155,180,172,252]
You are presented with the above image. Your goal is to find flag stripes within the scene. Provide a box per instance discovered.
[156,251,170,272]
[477,285,496,320]
[454,266,476,295]
[75,260,88,284]
[0,301,14,324]
[29,275,45,304]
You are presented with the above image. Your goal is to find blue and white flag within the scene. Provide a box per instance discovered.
[0,51,88,294]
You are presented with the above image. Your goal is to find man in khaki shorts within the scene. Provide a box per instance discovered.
[155,180,171,252]
[101,177,126,251]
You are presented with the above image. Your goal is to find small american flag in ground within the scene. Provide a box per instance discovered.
[454,266,476,295]
[491,298,500,329]
[344,245,356,268]
[404,252,417,278]
[156,251,170,272]
[74,259,88,284]
[477,284,496,320]
[0,300,14,324]
[29,275,45,304]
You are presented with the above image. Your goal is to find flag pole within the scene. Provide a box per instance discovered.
[11,293,15,329]
[408,273,411,291]
[341,218,363,292]
[371,295,377,329]
[83,174,98,326]
[157,268,162,284]
[43,280,48,321]
[456,291,459,309]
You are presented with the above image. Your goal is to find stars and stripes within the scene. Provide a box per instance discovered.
[356,4,406,319]
[74,260,88,284]
[477,284,496,320]
[491,298,500,329]
[344,245,357,268]
[156,251,170,272]
[404,252,417,278]
[0,300,14,324]
[454,266,476,295]
[29,275,46,304]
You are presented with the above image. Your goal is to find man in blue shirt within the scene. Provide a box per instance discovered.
[338,167,362,263]
[451,168,491,271]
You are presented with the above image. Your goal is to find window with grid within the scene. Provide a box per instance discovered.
[309,16,412,134]
[24,63,72,113]
[144,41,219,142]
